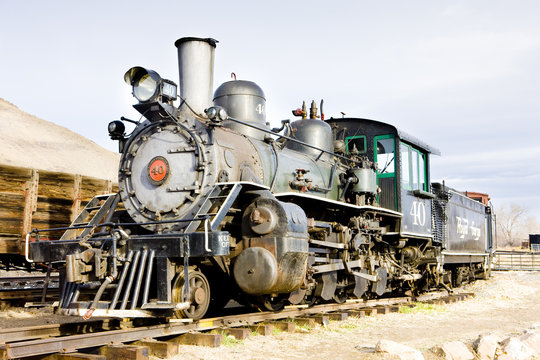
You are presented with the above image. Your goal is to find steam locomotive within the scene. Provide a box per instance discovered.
[28,37,494,320]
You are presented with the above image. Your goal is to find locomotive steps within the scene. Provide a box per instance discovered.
[0,291,474,359]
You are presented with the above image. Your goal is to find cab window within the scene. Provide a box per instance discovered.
[411,150,419,189]
[345,135,366,155]
[375,136,395,175]
[419,153,426,190]
[400,143,410,189]
[400,142,427,191]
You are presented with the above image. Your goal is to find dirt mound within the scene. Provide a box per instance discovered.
[0,98,119,181]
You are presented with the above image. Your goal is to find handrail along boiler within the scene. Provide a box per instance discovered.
[28,38,494,319]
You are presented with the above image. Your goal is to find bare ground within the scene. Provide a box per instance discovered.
[1,271,539,359]
[171,271,540,360]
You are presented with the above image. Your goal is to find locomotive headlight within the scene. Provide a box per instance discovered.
[205,106,228,122]
[108,120,125,140]
[124,66,177,103]
[133,73,159,102]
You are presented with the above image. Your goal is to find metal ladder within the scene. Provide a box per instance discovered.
[184,183,242,233]
[60,193,120,240]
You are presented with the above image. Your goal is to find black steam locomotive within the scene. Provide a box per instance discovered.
[28,37,494,320]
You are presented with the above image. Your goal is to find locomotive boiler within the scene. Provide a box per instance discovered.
[28,37,493,320]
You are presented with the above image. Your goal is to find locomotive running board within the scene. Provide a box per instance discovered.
[274,192,402,217]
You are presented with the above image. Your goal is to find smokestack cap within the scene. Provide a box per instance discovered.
[174,37,218,48]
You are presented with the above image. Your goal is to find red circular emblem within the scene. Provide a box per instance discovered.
[147,156,169,185]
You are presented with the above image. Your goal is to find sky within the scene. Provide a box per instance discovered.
[1,0,539,223]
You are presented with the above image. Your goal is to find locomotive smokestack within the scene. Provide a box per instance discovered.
[174,37,218,118]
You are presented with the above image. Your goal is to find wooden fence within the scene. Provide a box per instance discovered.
[493,251,540,271]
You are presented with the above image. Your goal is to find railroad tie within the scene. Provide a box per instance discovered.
[347,309,366,318]
[267,321,296,332]
[171,332,223,347]
[324,312,348,321]
[248,324,274,336]
[132,339,179,358]
[310,315,330,326]
[294,317,316,328]
[374,306,399,314]
[102,345,149,360]
[54,354,106,360]
[224,328,251,340]
[360,308,378,316]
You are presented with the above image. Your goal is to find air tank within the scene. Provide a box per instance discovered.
[213,80,268,140]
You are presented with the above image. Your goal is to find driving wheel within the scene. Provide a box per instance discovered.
[173,268,211,320]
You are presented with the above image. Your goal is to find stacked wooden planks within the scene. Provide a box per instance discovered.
[0,164,118,254]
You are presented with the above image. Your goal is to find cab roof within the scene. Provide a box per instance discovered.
[326,117,441,156]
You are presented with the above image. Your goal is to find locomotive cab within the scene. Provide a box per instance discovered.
[327,118,440,238]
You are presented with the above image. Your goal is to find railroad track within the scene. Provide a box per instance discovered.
[0,291,474,359]
[0,276,59,303]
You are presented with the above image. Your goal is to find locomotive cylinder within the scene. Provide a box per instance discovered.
[234,197,309,295]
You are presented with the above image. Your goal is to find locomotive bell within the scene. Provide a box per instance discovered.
[213,80,268,140]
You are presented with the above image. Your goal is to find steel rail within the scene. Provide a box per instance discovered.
[0,291,460,359]
[0,319,119,344]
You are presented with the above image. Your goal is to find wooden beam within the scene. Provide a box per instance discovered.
[224,328,250,340]
[21,169,39,245]
[310,315,330,326]
[172,333,222,347]
[71,174,82,222]
[0,238,20,253]
[54,353,106,360]
[323,312,348,321]
[267,321,295,332]
[132,339,179,358]
[374,306,399,314]
[248,324,274,336]
[294,317,316,328]
[347,310,366,318]
[103,345,149,360]
[106,180,113,194]
[362,308,378,316]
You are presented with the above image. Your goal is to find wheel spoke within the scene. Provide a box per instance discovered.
[173,270,210,320]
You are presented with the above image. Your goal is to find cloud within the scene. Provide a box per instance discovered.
[432,146,540,219]
[405,30,540,89]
